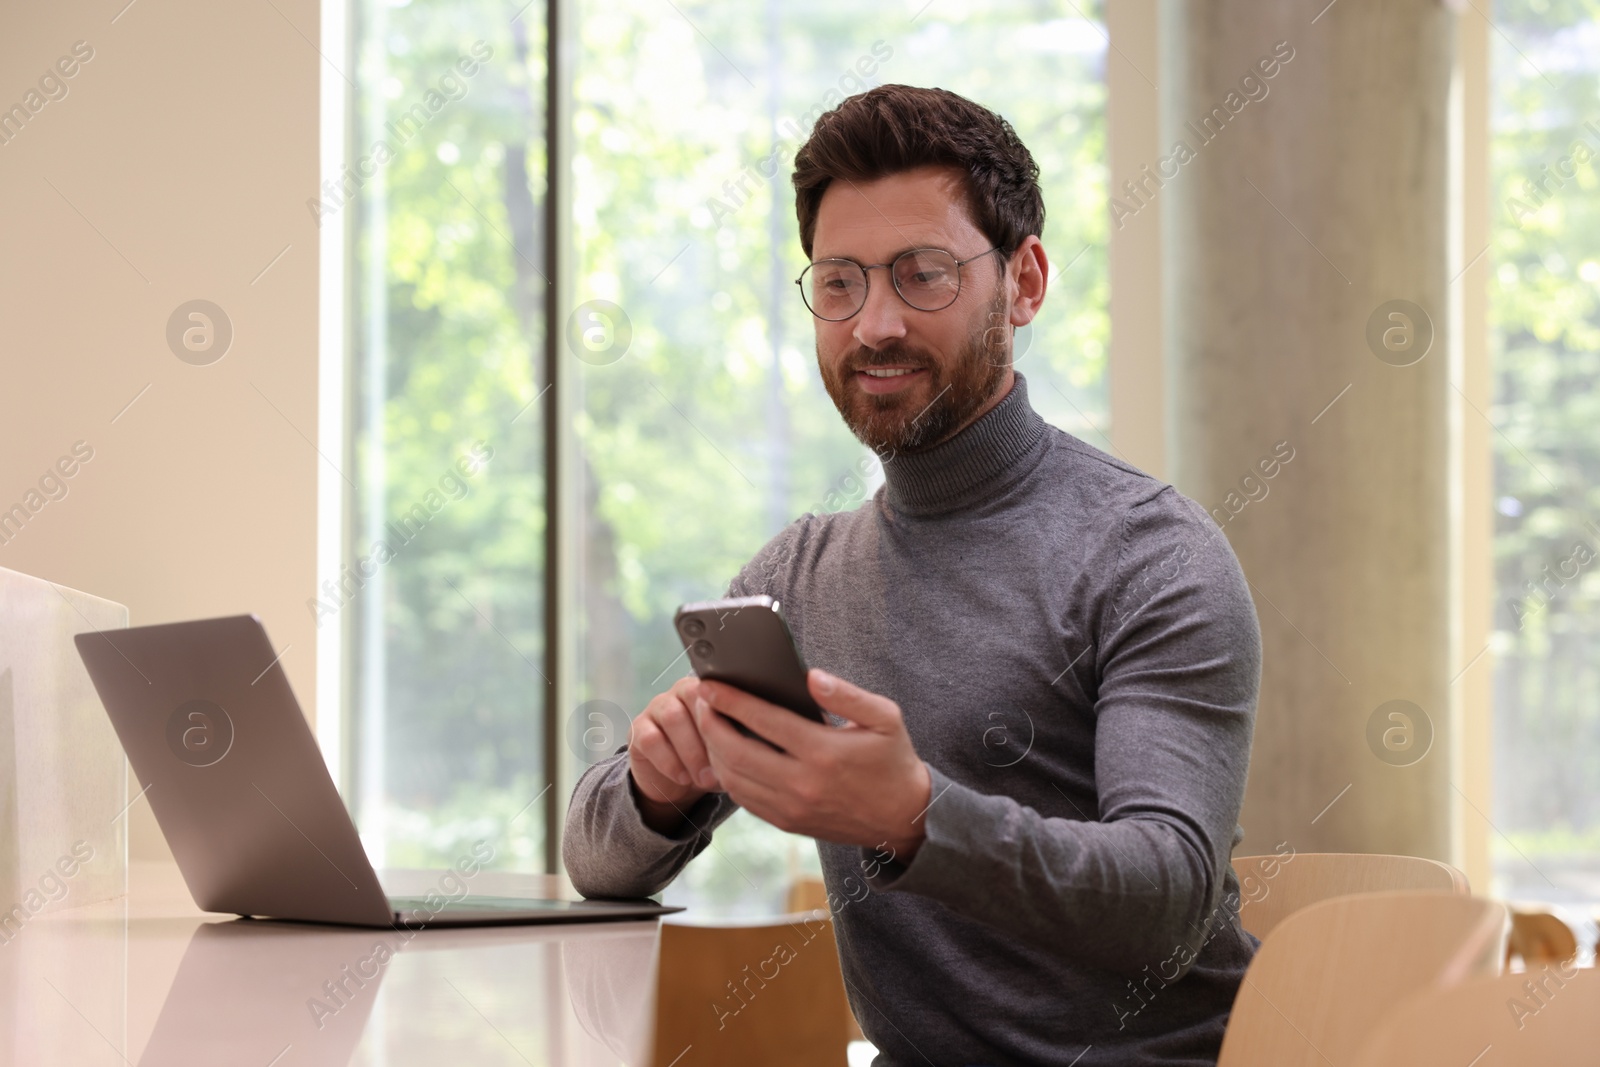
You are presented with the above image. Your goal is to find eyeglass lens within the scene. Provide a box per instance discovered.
[801,248,964,319]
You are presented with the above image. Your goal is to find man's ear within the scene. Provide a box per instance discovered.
[1008,235,1049,328]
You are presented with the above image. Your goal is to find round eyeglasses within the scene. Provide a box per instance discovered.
[795,246,1002,321]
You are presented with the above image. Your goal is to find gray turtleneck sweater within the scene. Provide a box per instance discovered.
[563,372,1263,1066]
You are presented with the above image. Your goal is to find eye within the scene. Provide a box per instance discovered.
[895,250,957,290]
[813,264,862,290]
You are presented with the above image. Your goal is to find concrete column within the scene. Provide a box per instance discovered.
[1158,1,1457,859]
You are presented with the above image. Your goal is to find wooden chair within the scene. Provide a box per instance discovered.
[1504,905,1578,970]
[1216,891,1508,1067]
[652,912,852,1067]
[1231,852,1470,940]
[1352,965,1598,1065]
[785,874,829,915]
[786,874,867,1044]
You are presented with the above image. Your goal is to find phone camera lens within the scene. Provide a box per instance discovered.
[681,617,705,638]
[692,640,714,659]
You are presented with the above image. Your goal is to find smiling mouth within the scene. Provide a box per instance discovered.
[852,366,928,397]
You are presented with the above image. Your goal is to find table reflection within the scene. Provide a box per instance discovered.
[1,865,664,1067]
[141,920,392,1066]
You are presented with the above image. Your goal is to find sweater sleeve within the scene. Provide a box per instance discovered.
[560,517,818,899]
[561,751,741,899]
[858,488,1261,978]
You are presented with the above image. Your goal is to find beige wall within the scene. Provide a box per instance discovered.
[0,1,321,860]
[1106,0,1166,481]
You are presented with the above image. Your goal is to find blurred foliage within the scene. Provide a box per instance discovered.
[348,0,552,869]
[569,0,1111,723]
[342,0,1600,910]
[1490,0,1600,893]
[347,0,1108,911]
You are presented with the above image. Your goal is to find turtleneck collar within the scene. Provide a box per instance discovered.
[880,372,1049,517]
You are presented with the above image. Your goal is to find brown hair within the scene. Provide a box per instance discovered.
[791,84,1044,261]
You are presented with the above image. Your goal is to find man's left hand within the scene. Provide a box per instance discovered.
[693,669,932,862]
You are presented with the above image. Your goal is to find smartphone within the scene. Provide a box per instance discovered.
[674,595,826,746]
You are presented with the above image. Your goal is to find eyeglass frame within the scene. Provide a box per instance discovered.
[793,244,1007,321]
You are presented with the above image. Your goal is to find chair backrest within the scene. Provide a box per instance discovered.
[1232,852,1470,940]
[1504,907,1578,969]
[1352,964,1598,1066]
[784,876,868,1044]
[1217,891,1508,1067]
[785,874,829,915]
[652,912,851,1067]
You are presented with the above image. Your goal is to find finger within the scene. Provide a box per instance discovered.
[700,680,823,754]
[699,729,819,839]
[656,696,721,791]
[697,724,792,825]
[671,673,701,703]
[806,668,899,731]
[631,715,693,788]
[715,770,794,832]
[695,706,739,793]
[695,694,795,783]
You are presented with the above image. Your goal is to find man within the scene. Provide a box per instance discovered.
[564,84,1262,1066]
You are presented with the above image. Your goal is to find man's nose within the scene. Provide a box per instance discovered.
[852,271,908,350]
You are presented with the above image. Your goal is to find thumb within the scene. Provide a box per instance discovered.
[808,668,898,731]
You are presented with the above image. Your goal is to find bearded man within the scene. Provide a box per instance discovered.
[564,83,1263,1067]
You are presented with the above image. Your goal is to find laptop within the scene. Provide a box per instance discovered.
[73,613,681,928]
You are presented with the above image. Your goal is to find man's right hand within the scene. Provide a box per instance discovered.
[628,673,721,833]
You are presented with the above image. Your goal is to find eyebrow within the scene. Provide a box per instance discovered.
[811,244,943,264]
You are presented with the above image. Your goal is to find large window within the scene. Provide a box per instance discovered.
[1488,0,1600,934]
[330,0,1600,938]
[341,0,1108,912]
[565,2,1109,913]
[344,0,552,873]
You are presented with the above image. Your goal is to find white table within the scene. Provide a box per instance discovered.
[0,861,663,1066]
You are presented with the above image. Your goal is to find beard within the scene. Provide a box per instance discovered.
[818,280,1012,455]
